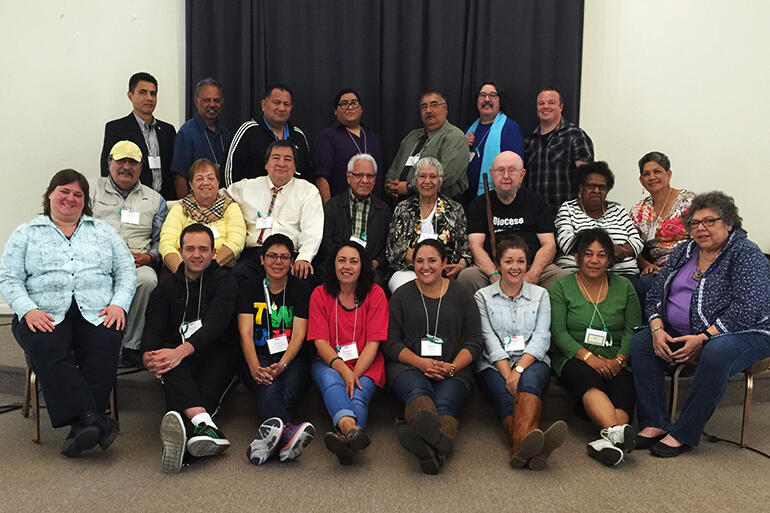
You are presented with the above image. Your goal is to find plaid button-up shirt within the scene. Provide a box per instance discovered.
[349,190,371,240]
[524,117,594,214]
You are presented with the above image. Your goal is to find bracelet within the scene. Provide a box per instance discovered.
[460,261,468,268]
[582,351,593,362]
[279,360,288,369]
[328,356,342,368]
[448,363,456,377]
[650,325,662,333]
[488,271,500,279]
[700,329,713,341]
[615,355,627,368]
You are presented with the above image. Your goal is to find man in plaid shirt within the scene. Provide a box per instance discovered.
[524,89,594,214]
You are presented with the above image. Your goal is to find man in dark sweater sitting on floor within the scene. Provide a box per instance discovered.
[142,223,239,473]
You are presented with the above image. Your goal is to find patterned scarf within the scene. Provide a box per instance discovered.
[181,191,234,224]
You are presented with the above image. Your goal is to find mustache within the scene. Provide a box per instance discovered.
[117,169,134,175]
[482,101,493,108]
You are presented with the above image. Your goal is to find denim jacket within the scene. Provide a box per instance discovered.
[0,215,136,325]
[647,228,770,335]
[473,280,551,373]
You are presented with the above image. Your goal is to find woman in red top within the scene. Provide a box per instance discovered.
[308,241,388,465]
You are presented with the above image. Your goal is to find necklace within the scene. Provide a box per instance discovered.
[651,188,674,225]
[692,250,717,281]
[576,273,608,331]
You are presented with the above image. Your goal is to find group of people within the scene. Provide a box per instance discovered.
[1,71,769,475]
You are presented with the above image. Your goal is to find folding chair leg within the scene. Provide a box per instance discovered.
[741,373,754,448]
[670,365,685,420]
[109,383,119,430]
[22,366,32,418]
[31,371,40,443]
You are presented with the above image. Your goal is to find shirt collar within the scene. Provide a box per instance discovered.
[348,189,371,205]
[133,111,157,130]
[263,116,290,140]
[193,112,222,134]
[107,174,140,198]
[490,279,534,301]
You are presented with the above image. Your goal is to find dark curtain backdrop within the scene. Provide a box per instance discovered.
[186,0,585,163]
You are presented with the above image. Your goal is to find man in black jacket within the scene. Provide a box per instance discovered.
[223,83,313,186]
[100,72,177,200]
[142,223,238,473]
[315,153,392,288]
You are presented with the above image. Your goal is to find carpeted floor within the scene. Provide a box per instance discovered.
[1,317,769,512]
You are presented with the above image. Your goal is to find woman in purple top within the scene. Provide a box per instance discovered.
[630,192,770,457]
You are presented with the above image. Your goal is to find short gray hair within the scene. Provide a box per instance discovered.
[638,151,670,174]
[683,191,742,231]
[414,157,444,178]
[194,77,223,99]
[347,153,377,173]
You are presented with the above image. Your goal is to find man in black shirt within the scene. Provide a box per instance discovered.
[457,151,568,293]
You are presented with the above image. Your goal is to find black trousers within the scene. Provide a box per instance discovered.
[161,339,239,417]
[12,301,122,428]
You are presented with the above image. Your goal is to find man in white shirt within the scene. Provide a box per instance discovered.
[228,140,323,284]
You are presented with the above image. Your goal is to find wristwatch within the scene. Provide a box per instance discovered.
[514,365,525,374]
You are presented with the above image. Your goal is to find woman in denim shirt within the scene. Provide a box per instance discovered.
[0,170,136,458]
[474,235,567,470]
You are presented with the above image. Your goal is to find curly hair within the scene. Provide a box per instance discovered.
[683,191,742,231]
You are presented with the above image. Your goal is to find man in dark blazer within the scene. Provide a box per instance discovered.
[315,153,392,288]
[100,72,177,200]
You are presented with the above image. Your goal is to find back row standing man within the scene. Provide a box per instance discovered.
[225,84,313,187]
[524,88,594,214]
[171,78,232,198]
[100,72,177,200]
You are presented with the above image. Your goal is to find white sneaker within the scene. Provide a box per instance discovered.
[587,438,624,466]
[278,422,316,462]
[160,411,186,474]
[601,424,635,453]
[246,417,284,465]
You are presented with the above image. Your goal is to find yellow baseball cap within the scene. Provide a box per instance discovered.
[110,140,143,162]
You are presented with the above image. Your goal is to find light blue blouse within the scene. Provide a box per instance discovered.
[473,280,551,373]
[0,215,136,326]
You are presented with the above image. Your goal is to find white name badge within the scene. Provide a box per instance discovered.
[209,225,221,239]
[503,335,526,353]
[255,217,273,230]
[120,209,141,225]
[180,319,203,340]
[405,155,420,167]
[267,334,289,355]
[338,343,359,362]
[584,328,611,347]
[418,232,439,243]
[148,156,162,169]
[350,236,367,248]
[421,335,443,357]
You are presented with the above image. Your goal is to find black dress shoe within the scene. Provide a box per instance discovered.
[80,411,119,450]
[635,432,666,450]
[60,423,100,458]
[650,440,693,458]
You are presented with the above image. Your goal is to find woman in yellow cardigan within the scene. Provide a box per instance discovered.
[160,158,246,271]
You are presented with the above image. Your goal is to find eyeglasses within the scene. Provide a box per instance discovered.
[337,100,360,109]
[478,92,499,99]
[348,171,375,181]
[688,217,722,229]
[420,101,446,111]
[582,183,608,192]
[265,253,291,262]
[492,167,523,176]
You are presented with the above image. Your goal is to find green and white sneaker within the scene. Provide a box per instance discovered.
[187,422,231,457]
[160,411,186,474]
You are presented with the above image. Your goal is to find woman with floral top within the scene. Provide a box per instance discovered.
[386,157,471,293]
[630,151,695,302]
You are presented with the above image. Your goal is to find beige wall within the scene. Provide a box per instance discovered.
[581,0,770,251]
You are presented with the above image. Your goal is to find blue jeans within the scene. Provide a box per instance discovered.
[242,354,311,423]
[390,368,467,417]
[311,360,378,429]
[475,361,552,420]
[630,328,770,446]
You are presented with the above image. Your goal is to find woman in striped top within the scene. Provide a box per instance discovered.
[555,162,643,277]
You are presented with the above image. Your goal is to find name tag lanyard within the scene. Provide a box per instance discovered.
[179,275,203,342]
[262,278,287,331]
[202,126,225,166]
[418,279,446,345]
[346,127,368,155]
[576,274,609,334]
[334,297,358,353]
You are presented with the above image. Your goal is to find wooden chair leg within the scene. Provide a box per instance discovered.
[741,372,754,448]
[31,370,40,443]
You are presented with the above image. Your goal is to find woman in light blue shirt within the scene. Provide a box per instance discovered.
[474,235,566,470]
[0,169,136,458]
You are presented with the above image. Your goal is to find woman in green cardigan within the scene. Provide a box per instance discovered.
[549,228,641,467]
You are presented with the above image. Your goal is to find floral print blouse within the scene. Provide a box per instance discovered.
[630,189,695,267]
[386,195,471,273]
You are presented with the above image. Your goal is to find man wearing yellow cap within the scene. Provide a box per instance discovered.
[91,140,168,366]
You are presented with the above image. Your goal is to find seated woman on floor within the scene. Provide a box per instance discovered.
[0,169,136,458]
[384,239,483,474]
[237,234,315,465]
[630,192,770,457]
[549,228,641,467]
[159,158,246,271]
[308,241,389,465]
[474,235,567,470]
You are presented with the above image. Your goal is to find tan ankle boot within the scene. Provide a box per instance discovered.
[510,392,544,468]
